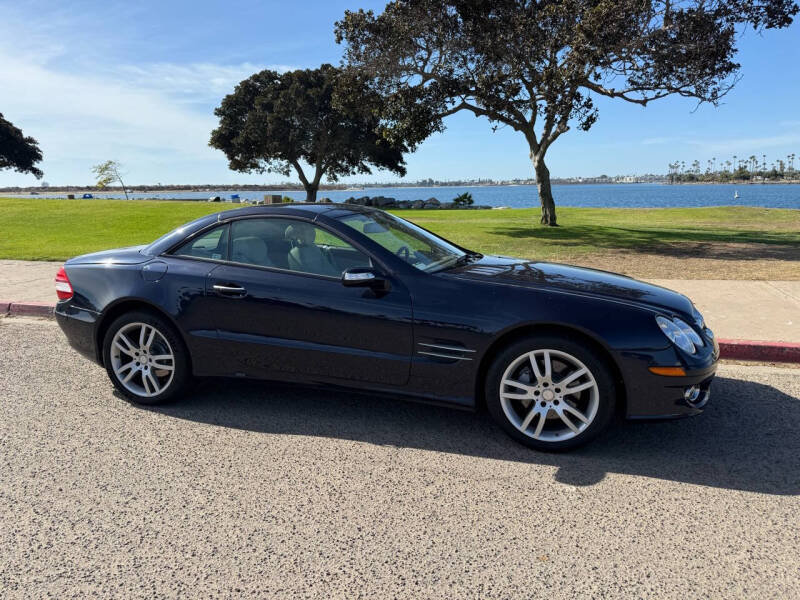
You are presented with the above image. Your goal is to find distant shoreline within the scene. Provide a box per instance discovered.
[5,180,800,194]
[4,183,800,209]
[666,180,800,185]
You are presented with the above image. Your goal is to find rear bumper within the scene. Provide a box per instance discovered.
[55,302,101,364]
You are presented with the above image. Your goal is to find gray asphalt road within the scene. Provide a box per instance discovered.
[2,318,799,599]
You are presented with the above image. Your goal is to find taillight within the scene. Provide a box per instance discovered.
[55,266,73,300]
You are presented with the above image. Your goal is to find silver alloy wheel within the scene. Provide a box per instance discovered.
[110,322,175,398]
[499,349,599,442]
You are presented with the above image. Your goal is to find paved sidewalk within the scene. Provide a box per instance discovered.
[1,260,798,343]
[0,260,62,304]
[649,279,799,344]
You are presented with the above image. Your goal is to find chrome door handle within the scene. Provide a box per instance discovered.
[213,284,247,296]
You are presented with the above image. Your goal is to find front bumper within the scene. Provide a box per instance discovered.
[55,301,101,364]
[626,370,715,419]
[619,347,718,419]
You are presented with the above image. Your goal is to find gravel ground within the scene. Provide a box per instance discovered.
[1,317,799,599]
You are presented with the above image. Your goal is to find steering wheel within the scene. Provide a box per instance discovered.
[395,245,412,261]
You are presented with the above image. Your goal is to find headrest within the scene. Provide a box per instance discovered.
[284,222,316,245]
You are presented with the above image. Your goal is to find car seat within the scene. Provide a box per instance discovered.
[284,223,340,277]
[231,236,272,268]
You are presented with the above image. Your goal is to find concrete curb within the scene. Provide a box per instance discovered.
[717,339,800,364]
[3,300,800,363]
[3,301,55,318]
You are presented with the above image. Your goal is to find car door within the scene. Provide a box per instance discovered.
[158,222,234,375]
[205,216,413,386]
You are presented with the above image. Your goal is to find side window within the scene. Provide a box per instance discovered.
[229,218,370,277]
[172,224,229,260]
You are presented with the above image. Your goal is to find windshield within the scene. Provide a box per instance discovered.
[144,213,220,256]
[336,211,470,273]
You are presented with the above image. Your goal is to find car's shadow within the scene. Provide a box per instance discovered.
[135,375,800,496]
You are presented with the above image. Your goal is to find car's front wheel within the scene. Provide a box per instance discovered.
[102,311,190,405]
[485,335,617,451]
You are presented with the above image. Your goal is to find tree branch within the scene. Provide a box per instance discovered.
[439,99,528,132]
[290,159,311,190]
[583,79,677,106]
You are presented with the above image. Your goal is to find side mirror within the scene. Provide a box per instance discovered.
[341,267,389,291]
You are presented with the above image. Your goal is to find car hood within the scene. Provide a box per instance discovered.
[446,255,694,314]
[66,245,150,265]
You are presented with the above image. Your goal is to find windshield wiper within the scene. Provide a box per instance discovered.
[452,252,482,267]
[462,251,483,263]
[429,251,483,273]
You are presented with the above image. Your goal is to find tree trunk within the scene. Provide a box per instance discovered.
[291,159,320,203]
[116,171,130,200]
[532,153,557,226]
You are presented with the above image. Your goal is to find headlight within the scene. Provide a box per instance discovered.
[692,305,705,330]
[656,316,696,354]
[692,306,715,339]
[673,318,704,348]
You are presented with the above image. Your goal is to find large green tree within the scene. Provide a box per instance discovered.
[210,64,410,202]
[0,113,43,179]
[336,0,797,225]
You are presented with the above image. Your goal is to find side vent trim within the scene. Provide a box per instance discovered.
[418,343,476,353]
[417,342,476,362]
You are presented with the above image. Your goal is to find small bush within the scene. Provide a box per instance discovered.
[453,192,474,207]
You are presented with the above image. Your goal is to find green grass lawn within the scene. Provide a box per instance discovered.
[399,205,800,258]
[1,197,799,265]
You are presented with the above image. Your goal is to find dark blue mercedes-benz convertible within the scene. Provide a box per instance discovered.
[55,203,718,450]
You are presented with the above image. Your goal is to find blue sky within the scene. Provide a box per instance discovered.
[1,0,799,186]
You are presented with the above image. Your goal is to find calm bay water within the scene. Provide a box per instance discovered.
[26,183,800,209]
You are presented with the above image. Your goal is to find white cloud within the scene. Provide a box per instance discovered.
[0,54,298,184]
[639,132,800,154]
[691,133,800,154]
[115,62,295,103]
[0,53,218,169]
[0,7,299,185]
[641,136,682,145]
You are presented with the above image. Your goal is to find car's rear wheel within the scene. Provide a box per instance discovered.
[102,311,190,405]
[485,335,616,451]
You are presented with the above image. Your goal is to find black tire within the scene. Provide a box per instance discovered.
[102,310,191,405]
[485,335,617,451]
